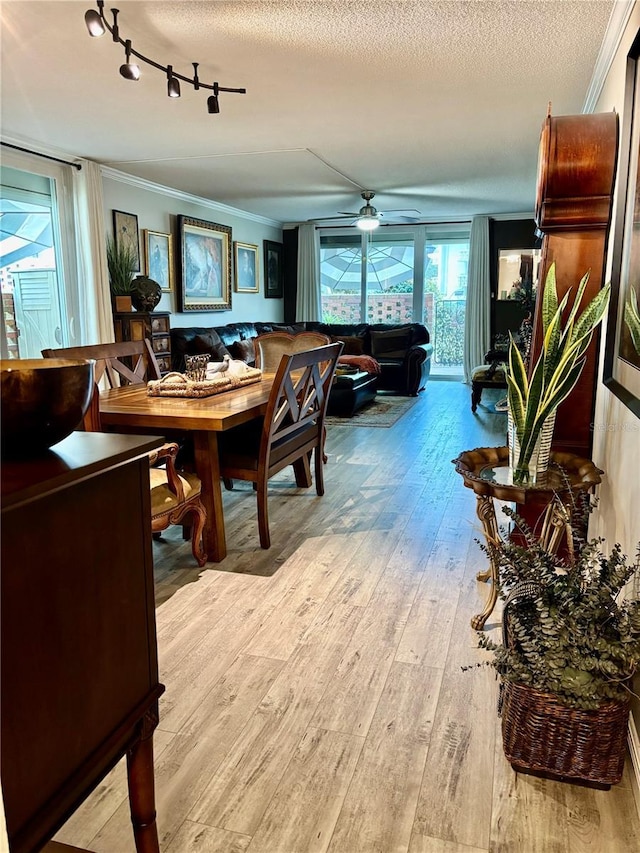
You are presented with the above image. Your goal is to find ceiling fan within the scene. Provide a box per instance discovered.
[311,191,422,231]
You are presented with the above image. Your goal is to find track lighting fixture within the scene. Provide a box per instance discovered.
[84,1,246,114]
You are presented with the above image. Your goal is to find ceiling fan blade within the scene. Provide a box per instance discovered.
[310,214,355,222]
[380,208,422,215]
[336,211,361,216]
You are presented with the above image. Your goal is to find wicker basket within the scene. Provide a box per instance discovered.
[501,681,630,787]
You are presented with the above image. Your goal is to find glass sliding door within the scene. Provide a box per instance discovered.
[1,160,78,359]
[319,224,470,379]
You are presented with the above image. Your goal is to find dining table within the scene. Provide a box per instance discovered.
[99,375,280,562]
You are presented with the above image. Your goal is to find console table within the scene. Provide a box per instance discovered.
[453,446,602,630]
[1,432,165,853]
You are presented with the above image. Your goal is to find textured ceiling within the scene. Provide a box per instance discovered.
[0,1,617,225]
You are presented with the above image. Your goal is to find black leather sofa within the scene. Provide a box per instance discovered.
[170,320,433,396]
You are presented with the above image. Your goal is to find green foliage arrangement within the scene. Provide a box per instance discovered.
[106,235,136,296]
[625,287,640,354]
[477,507,640,710]
[507,263,610,484]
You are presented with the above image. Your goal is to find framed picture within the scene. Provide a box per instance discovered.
[177,215,232,311]
[603,28,640,419]
[264,239,283,298]
[144,230,174,292]
[113,209,140,272]
[234,242,259,293]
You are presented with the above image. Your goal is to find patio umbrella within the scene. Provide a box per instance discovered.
[0,199,53,268]
[321,243,414,292]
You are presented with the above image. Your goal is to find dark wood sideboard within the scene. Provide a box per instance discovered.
[1,432,165,853]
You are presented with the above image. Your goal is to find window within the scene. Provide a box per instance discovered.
[319,224,470,377]
[1,159,79,358]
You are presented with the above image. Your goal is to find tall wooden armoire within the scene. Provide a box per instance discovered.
[532,111,619,458]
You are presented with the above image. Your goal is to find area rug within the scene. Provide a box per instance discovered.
[326,395,418,428]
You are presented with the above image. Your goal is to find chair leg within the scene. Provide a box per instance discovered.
[256,476,271,549]
[471,382,482,413]
[223,477,234,490]
[189,500,208,567]
[314,446,325,496]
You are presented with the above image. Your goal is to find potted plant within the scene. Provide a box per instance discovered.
[476,507,640,786]
[507,263,610,484]
[106,235,136,312]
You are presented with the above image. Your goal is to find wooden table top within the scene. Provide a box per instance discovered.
[99,376,275,432]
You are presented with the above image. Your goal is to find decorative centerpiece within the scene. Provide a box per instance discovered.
[106,235,136,312]
[476,507,640,786]
[506,263,610,484]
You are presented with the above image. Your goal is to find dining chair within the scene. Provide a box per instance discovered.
[42,338,162,387]
[254,331,331,372]
[217,342,343,549]
[42,341,207,566]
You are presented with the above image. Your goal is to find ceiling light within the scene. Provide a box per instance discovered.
[167,66,181,98]
[356,217,380,231]
[83,1,246,114]
[119,39,140,80]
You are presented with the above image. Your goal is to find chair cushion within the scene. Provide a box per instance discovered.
[149,468,202,515]
[331,334,365,356]
[471,364,506,382]
[369,327,413,359]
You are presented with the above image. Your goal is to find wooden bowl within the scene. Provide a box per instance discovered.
[1,358,95,457]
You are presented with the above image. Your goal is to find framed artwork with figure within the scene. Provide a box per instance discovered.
[264,240,283,298]
[113,209,140,272]
[144,230,174,292]
[177,215,232,311]
[234,242,259,293]
[604,28,640,418]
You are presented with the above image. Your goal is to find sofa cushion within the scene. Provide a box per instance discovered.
[331,334,364,356]
[229,338,256,363]
[192,332,231,361]
[369,327,413,359]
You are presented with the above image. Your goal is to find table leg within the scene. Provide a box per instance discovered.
[127,707,160,853]
[193,431,226,562]
[471,495,501,630]
[538,496,572,557]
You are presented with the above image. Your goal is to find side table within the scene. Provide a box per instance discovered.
[453,446,602,630]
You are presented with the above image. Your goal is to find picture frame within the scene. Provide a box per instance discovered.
[603,28,640,419]
[144,230,174,292]
[263,239,283,298]
[113,209,140,272]
[177,215,232,312]
[234,241,259,293]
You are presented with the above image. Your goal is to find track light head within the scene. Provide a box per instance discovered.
[119,39,140,80]
[167,65,181,98]
[207,82,220,114]
[84,8,105,36]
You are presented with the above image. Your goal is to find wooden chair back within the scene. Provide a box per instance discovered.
[42,339,161,388]
[254,331,331,373]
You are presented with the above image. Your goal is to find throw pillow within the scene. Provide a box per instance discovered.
[230,338,256,364]
[331,334,364,356]
[369,328,412,359]
[192,332,231,362]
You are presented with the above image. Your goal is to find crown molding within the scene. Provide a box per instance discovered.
[583,0,636,113]
[100,166,282,228]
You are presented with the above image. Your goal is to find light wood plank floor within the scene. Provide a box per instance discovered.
[55,380,640,852]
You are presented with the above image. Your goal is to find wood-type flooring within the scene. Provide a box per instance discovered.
[54,380,640,852]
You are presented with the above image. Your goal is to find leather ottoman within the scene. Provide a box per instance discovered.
[328,370,377,417]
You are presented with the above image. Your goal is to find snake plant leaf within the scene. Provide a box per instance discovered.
[564,270,591,332]
[541,262,559,333]
[571,282,611,345]
[624,287,640,354]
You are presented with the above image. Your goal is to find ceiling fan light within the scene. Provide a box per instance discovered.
[84,8,105,36]
[357,217,379,231]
